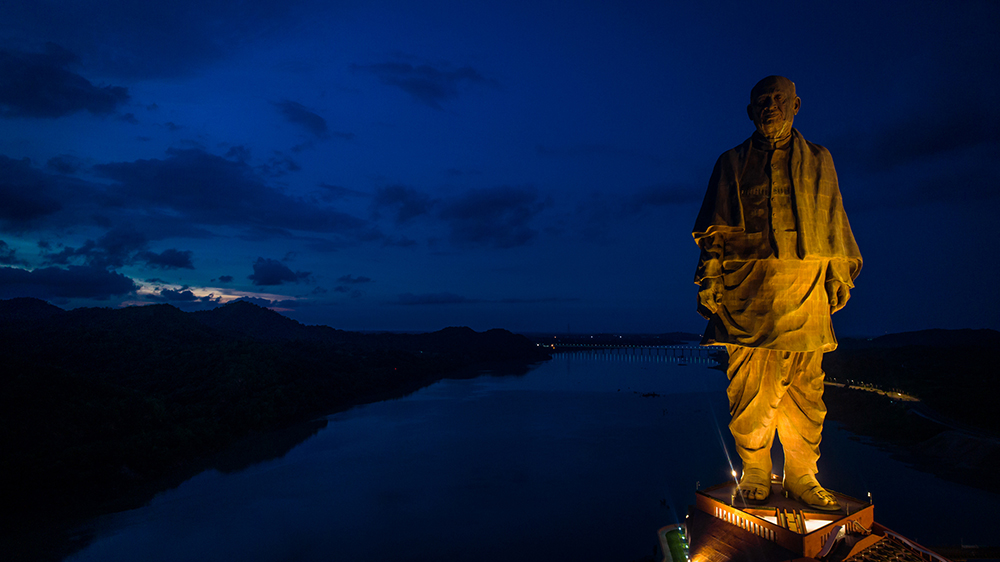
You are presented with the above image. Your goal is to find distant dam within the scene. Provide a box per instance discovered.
[543,344,723,365]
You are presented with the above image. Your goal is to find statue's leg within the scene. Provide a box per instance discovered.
[726,345,784,503]
[777,351,840,511]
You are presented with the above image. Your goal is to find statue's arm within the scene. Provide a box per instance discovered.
[695,235,724,319]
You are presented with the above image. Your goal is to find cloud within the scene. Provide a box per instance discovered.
[46,154,83,175]
[334,274,372,296]
[372,185,435,224]
[93,148,374,237]
[261,154,301,177]
[382,235,418,248]
[865,106,999,173]
[151,287,219,303]
[224,145,251,163]
[37,226,192,270]
[0,264,137,300]
[352,61,498,109]
[159,289,199,301]
[439,186,547,248]
[217,275,234,283]
[315,183,367,203]
[1,2,303,79]
[232,296,299,309]
[3,147,377,246]
[337,274,372,284]
[89,226,148,266]
[137,248,195,269]
[0,43,128,118]
[831,98,1000,207]
[395,292,475,305]
[0,156,66,228]
[248,257,312,286]
[41,225,147,268]
[0,241,28,266]
[274,100,328,138]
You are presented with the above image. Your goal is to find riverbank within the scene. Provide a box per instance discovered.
[823,384,1000,494]
[821,329,1000,495]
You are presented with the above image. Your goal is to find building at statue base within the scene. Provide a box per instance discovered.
[658,478,951,562]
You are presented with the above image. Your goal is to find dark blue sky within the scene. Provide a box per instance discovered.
[1,0,998,335]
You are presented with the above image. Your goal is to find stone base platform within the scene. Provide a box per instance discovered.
[674,479,951,562]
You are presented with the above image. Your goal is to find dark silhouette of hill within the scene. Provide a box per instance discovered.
[823,328,1000,496]
[190,299,327,341]
[0,296,65,323]
[825,328,999,435]
[838,328,1000,350]
[0,298,549,560]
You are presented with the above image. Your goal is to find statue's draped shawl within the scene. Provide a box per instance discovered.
[692,129,862,352]
[693,129,862,276]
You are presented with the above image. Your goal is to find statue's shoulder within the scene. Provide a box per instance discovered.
[715,137,753,166]
[793,130,835,162]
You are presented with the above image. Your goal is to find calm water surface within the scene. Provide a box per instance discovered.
[66,349,995,561]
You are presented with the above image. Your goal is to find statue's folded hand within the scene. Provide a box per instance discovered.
[697,278,722,319]
[826,280,850,314]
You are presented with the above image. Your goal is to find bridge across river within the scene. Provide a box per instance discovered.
[540,344,724,365]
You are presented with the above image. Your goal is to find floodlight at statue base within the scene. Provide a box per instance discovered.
[678,478,952,562]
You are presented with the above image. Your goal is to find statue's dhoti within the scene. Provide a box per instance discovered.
[724,345,826,478]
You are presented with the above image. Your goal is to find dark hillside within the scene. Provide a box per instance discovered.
[190,300,323,341]
[838,328,1000,350]
[824,328,998,434]
[0,296,65,323]
[0,298,548,557]
[822,328,1000,494]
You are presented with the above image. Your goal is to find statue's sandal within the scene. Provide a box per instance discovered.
[783,475,841,512]
[732,467,772,505]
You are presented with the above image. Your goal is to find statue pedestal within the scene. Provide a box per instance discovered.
[672,479,951,562]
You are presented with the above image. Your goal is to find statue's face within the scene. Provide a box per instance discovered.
[747,79,800,140]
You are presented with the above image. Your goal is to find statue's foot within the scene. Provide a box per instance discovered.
[783,474,841,512]
[732,466,771,505]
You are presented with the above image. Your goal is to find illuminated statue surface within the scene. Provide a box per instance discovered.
[692,76,862,511]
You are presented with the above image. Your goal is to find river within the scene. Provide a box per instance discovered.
[64,348,996,561]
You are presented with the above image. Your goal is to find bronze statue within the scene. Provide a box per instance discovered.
[692,76,862,511]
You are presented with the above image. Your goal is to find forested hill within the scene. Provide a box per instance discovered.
[825,328,999,435]
[0,298,549,550]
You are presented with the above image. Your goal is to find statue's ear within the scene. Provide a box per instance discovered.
[747,104,755,121]
[792,97,801,116]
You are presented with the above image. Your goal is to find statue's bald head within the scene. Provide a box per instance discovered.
[747,75,800,141]
[750,76,796,103]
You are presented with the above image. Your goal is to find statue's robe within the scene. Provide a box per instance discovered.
[692,129,862,478]
[693,129,862,353]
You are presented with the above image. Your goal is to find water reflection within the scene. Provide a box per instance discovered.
[64,349,996,562]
